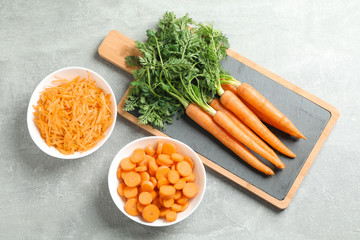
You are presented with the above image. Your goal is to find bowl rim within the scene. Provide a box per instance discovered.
[108,136,207,227]
[27,66,117,159]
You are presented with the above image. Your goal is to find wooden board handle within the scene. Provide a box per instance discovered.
[98,30,140,74]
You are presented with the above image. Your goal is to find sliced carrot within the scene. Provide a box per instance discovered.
[165,210,177,222]
[220,90,296,158]
[138,155,151,166]
[156,166,171,180]
[130,148,145,163]
[120,157,136,171]
[148,156,158,172]
[123,171,141,187]
[152,198,161,209]
[159,185,176,198]
[162,198,174,208]
[117,182,125,197]
[156,141,164,155]
[180,201,189,212]
[140,172,150,184]
[121,171,131,180]
[160,207,171,217]
[176,161,192,177]
[171,203,182,212]
[176,197,189,205]
[137,202,146,213]
[141,181,154,192]
[124,198,139,216]
[135,165,147,172]
[158,154,174,165]
[183,156,194,170]
[116,167,122,181]
[142,204,160,222]
[182,182,198,198]
[139,192,153,205]
[150,190,157,200]
[171,153,184,162]
[173,190,182,200]
[156,158,172,168]
[162,143,176,155]
[184,172,195,182]
[167,170,180,184]
[174,178,186,190]
[171,164,176,171]
[150,177,157,187]
[157,178,170,188]
[124,186,138,198]
[145,144,156,156]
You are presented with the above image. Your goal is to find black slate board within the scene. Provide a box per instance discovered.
[135,56,331,201]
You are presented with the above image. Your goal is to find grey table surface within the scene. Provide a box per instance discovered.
[1,0,359,239]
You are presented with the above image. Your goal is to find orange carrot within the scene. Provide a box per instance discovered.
[157,178,170,188]
[210,98,278,158]
[167,170,180,184]
[120,157,136,171]
[159,185,176,198]
[156,166,171,180]
[124,186,138,198]
[145,144,156,156]
[174,178,187,190]
[176,161,192,177]
[184,172,195,182]
[142,204,160,222]
[156,141,164,155]
[180,201,189,212]
[182,182,198,198]
[162,143,177,155]
[123,171,141,187]
[140,172,150,183]
[131,148,145,163]
[162,198,174,208]
[185,103,274,175]
[141,181,154,192]
[117,182,125,197]
[139,192,153,205]
[171,203,182,212]
[220,91,296,158]
[236,83,306,139]
[171,153,184,162]
[124,198,139,216]
[165,210,177,222]
[183,156,194,169]
[213,110,285,168]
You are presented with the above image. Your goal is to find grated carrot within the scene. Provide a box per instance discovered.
[33,73,113,155]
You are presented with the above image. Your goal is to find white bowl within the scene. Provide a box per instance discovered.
[27,67,117,159]
[108,136,206,227]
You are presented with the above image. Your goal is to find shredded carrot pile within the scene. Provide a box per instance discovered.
[33,74,113,155]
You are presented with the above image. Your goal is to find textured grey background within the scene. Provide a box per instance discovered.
[0,0,359,239]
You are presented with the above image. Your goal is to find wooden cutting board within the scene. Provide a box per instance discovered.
[98,30,340,209]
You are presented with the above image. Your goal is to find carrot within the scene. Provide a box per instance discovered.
[162,143,177,155]
[137,202,146,213]
[135,165,147,172]
[120,157,136,171]
[180,201,189,212]
[182,182,198,198]
[159,185,176,198]
[124,186,138,198]
[160,207,171,217]
[138,155,151,166]
[220,91,296,158]
[156,141,164,155]
[145,144,156,156]
[186,103,274,175]
[124,198,139,216]
[173,190,182,200]
[117,182,125,197]
[156,166,171,180]
[142,204,160,222]
[167,170,180,184]
[210,98,278,158]
[131,148,145,163]
[140,172,150,183]
[150,190,157,200]
[213,110,285,169]
[139,192,153,205]
[123,171,141,187]
[171,164,176,171]
[176,161,192,177]
[158,154,174,165]
[165,210,177,222]
[148,157,158,172]
[162,198,174,208]
[236,83,306,139]
[116,167,122,181]
[157,178,170,188]
[184,172,195,182]
[171,153,184,162]
[152,198,161,209]
[183,156,194,170]
[174,178,186,190]
[141,181,154,192]
[171,204,182,212]
[176,197,188,205]
[150,177,157,187]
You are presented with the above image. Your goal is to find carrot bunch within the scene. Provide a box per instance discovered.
[117,141,198,223]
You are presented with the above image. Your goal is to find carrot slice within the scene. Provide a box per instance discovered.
[184,172,195,182]
[145,144,156,156]
[162,198,174,208]
[156,166,171,180]
[137,202,146,213]
[116,167,122,181]
[150,177,157,187]
[138,155,151,166]
[124,198,139,216]
[131,148,145,163]
[177,197,189,205]
[171,164,176,171]
[148,156,158,172]
[173,190,182,200]
[171,153,184,162]
[141,181,155,192]
[174,178,186,190]
[171,203,182,212]
[180,201,189,212]
[159,185,176,198]
[139,192,153,205]
[150,190,157,200]
[160,207,171,217]
[120,157,136,171]
[183,156,194,169]
[162,143,176,155]
[158,154,174,165]
[117,182,125,197]
[135,165,147,172]
[152,198,161,209]
[165,210,177,222]
[157,178,170,188]
[176,161,192,177]
[124,186,138,198]
[182,182,198,198]
[140,172,150,184]
[167,170,180,184]
[142,204,160,222]
[156,141,164,155]
[123,171,141,187]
